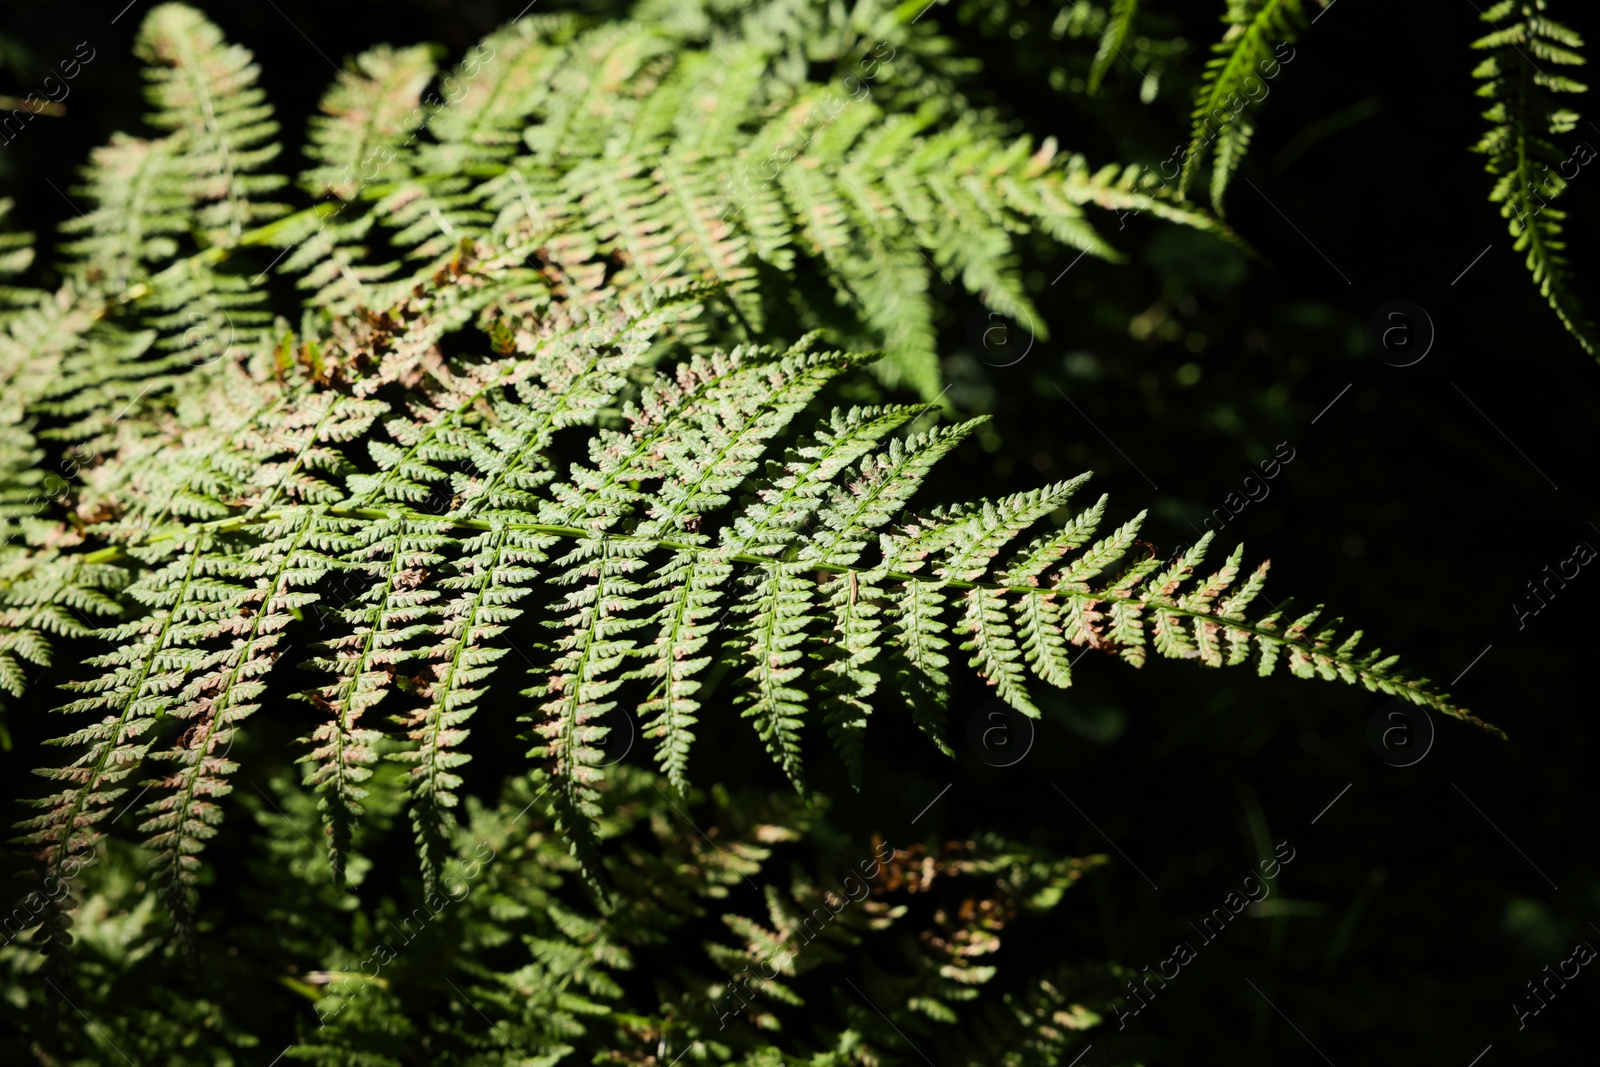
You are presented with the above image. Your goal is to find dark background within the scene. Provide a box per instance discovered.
[3,1,1597,1063]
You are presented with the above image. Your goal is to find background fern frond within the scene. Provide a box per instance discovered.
[1089,0,1142,94]
[1181,0,1311,211]
[138,5,1234,400]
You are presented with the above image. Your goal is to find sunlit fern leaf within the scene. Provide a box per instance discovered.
[272,44,440,316]
[136,512,328,935]
[60,135,186,288]
[134,3,289,245]
[15,261,1488,926]
[0,199,32,292]
[14,6,293,463]
[1472,0,1596,356]
[302,45,438,200]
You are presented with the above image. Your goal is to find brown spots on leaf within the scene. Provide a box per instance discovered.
[73,500,120,527]
[394,567,429,590]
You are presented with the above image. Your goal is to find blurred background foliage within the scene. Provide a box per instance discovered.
[2,0,1598,1062]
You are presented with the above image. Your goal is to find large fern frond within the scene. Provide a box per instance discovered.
[15,280,1487,923]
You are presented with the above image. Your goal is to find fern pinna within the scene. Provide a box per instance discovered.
[1,4,1492,945]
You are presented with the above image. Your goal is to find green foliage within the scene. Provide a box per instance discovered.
[0,204,128,710]
[1090,0,1144,94]
[1173,0,1597,354]
[1471,0,1596,356]
[952,0,1190,102]
[0,2,1507,1062]
[13,287,1477,928]
[0,2,1480,941]
[1,763,1116,1065]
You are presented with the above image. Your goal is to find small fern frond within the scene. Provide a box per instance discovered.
[1472,0,1596,355]
[1181,0,1310,210]
[1089,0,1142,94]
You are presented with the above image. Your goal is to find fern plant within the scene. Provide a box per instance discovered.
[0,3,1494,968]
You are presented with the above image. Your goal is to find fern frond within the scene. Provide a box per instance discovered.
[18,294,1483,916]
[134,3,288,244]
[1089,0,1142,94]
[1472,0,1596,355]
[216,9,1231,399]
[1181,0,1310,210]
[0,199,32,294]
[137,513,324,928]
[18,538,216,946]
[0,550,125,700]
[60,135,186,288]
[303,45,438,200]
[18,6,294,461]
